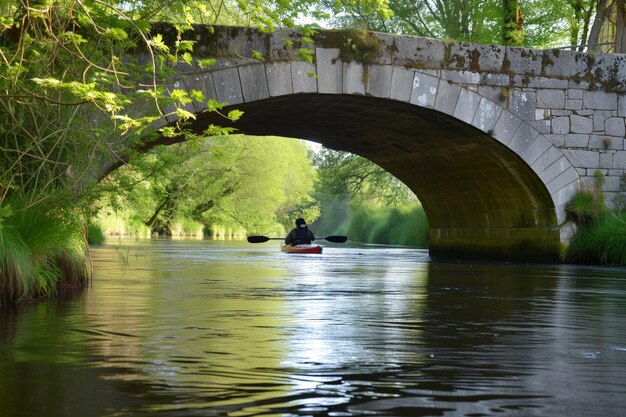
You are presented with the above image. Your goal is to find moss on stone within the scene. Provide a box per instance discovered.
[314,29,381,64]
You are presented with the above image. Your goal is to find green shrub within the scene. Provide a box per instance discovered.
[565,211,626,264]
[87,222,106,245]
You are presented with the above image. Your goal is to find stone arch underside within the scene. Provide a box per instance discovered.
[184,93,562,262]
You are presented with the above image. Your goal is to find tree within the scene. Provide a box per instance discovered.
[503,0,525,46]
[100,136,319,236]
[314,148,416,207]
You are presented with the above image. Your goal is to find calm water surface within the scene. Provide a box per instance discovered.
[1,239,626,417]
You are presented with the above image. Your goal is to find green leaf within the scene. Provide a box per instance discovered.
[251,50,265,61]
[176,40,195,52]
[198,58,217,68]
[227,109,244,122]
[105,28,128,41]
[148,34,169,52]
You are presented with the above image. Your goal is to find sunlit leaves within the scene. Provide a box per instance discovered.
[227,109,244,121]
[148,33,169,52]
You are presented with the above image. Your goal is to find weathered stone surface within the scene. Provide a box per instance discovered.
[583,91,618,110]
[212,67,244,104]
[509,90,536,120]
[593,110,613,131]
[390,67,414,102]
[614,151,626,169]
[316,48,342,93]
[492,111,523,145]
[291,62,317,93]
[410,71,439,108]
[600,152,614,169]
[605,117,626,137]
[619,96,626,117]
[183,74,216,112]
[434,80,461,114]
[537,90,565,109]
[565,134,590,147]
[454,88,481,124]
[589,135,624,150]
[366,64,393,98]
[570,114,593,134]
[343,61,366,95]
[266,62,293,97]
[563,149,600,168]
[240,64,270,102]
[472,97,502,132]
[393,36,445,68]
[505,47,543,75]
[552,116,570,134]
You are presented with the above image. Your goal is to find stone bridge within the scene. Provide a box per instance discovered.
[117,25,626,261]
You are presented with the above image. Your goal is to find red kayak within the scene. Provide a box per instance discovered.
[280,243,323,254]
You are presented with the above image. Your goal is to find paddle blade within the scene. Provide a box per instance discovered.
[322,235,348,243]
[247,235,271,243]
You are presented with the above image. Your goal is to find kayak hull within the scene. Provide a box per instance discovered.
[281,244,323,254]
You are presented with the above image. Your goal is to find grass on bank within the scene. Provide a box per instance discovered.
[564,173,626,265]
[0,200,90,304]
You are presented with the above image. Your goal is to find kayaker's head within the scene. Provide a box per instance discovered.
[295,218,307,228]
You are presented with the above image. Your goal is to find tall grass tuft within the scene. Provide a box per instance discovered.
[565,211,626,264]
[0,199,90,304]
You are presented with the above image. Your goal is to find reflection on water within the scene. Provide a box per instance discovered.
[1,239,626,416]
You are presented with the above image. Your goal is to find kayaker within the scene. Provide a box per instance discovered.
[285,218,315,246]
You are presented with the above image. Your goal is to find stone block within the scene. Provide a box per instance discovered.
[570,114,593,134]
[553,181,580,215]
[434,80,461,114]
[605,117,626,137]
[537,90,565,109]
[531,145,564,173]
[454,88,481,124]
[316,48,342,93]
[366,64,393,98]
[542,49,590,78]
[602,175,621,192]
[568,89,583,99]
[343,61,366,94]
[565,134,589,147]
[614,151,626,169]
[491,111,523,145]
[472,97,502,132]
[583,90,618,110]
[593,110,613,131]
[440,70,481,84]
[478,85,507,104]
[513,75,570,89]
[563,149,600,168]
[619,96,626,117]
[183,74,216,112]
[266,62,293,97]
[509,127,547,165]
[390,67,414,102]
[565,99,582,110]
[480,73,510,87]
[505,46,543,75]
[509,90,536,120]
[552,116,570,134]
[545,134,565,147]
[546,166,580,195]
[539,156,572,184]
[600,152,614,169]
[410,72,439,108]
[393,36,445,69]
[239,64,270,102]
[589,135,624,150]
[529,120,551,134]
[212,67,244,105]
[291,62,317,93]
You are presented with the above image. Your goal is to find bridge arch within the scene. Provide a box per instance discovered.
[113,26,610,261]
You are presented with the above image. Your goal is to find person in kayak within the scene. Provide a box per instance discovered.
[285,218,316,246]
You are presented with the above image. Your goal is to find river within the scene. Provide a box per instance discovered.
[1,239,626,417]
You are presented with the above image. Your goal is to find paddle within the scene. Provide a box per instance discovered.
[247,235,348,244]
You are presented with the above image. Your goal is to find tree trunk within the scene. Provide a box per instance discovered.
[587,0,610,49]
[503,0,524,46]
[616,0,626,52]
